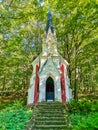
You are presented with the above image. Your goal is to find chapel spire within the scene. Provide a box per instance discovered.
[46,8,54,35]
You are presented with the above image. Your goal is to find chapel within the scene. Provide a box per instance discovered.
[27,10,72,105]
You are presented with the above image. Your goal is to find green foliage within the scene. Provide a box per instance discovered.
[67,100,98,130]
[67,99,98,114]
[70,112,98,130]
[0,0,98,100]
[0,101,32,130]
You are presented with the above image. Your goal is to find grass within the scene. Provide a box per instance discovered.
[0,100,32,130]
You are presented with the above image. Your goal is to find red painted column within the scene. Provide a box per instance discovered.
[60,64,66,103]
[34,65,39,104]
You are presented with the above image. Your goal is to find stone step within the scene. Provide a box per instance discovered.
[36,110,65,114]
[35,120,67,125]
[26,102,70,130]
[34,116,66,121]
[36,105,64,107]
[36,106,64,110]
[35,113,66,117]
[33,124,67,129]
[38,101,63,105]
[36,102,64,106]
[35,109,66,114]
[36,103,64,106]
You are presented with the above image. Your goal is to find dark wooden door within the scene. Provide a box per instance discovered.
[46,77,54,101]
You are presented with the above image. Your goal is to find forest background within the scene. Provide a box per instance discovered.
[0,0,98,130]
[0,0,98,102]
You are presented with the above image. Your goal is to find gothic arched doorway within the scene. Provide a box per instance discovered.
[46,77,54,101]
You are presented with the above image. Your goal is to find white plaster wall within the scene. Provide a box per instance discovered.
[27,75,35,104]
[69,88,72,100]
[39,75,46,102]
[63,64,72,102]
[40,58,47,69]
[66,76,72,102]
[54,75,62,101]
[53,58,59,68]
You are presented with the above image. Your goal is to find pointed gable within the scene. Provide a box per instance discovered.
[39,56,61,76]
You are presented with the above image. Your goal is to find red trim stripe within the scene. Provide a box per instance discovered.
[60,64,66,103]
[34,65,39,104]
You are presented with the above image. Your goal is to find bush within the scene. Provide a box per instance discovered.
[67,99,98,130]
[66,99,98,114]
[0,100,32,130]
[70,112,98,130]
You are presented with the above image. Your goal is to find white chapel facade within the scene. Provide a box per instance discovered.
[27,10,72,105]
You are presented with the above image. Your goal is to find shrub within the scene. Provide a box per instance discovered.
[0,100,32,130]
